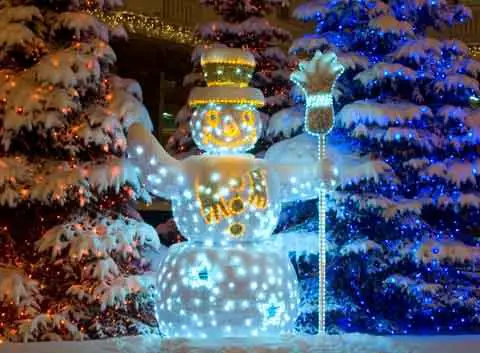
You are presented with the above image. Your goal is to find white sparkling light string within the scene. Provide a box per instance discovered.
[317,134,327,335]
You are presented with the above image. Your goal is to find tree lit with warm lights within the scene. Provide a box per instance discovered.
[0,0,160,342]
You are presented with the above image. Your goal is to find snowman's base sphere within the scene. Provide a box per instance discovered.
[156,242,298,338]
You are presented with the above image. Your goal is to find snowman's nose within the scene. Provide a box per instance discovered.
[224,120,240,138]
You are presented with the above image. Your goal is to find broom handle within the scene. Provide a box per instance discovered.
[318,134,327,335]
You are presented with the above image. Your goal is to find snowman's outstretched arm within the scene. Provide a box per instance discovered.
[127,123,186,200]
[268,159,334,203]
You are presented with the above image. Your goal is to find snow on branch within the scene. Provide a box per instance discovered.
[292,1,327,21]
[384,275,442,296]
[107,89,153,132]
[0,6,42,23]
[340,159,394,186]
[437,105,470,123]
[109,75,143,102]
[337,100,431,128]
[198,17,291,44]
[0,157,145,207]
[424,159,480,186]
[0,157,32,207]
[352,125,441,151]
[0,23,43,57]
[36,214,160,261]
[433,74,479,95]
[266,105,304,139]
[369,15,414,36]
[416,239,480,264]
[289,35,334,55]
[17,313,83,342]
[391,39,442,65]
[0,267,40,308]
[442,39,470,56]
[67,274,155,311]
[52,12,109,42]
[343,194,428,220]
[340,239,383,256]
[403,157,430,170]
[354,63,417,87]
[337,53,369,71]
[452,59,480,79]
[466,110,480,128]
[82,258,120,281]
[32,50,101,88]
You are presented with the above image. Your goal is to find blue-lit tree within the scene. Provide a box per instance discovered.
[283,0,480,334]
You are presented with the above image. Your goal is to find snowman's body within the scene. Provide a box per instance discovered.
[154,154,298,337]
[156,239,298,338]
[127,48,334,338]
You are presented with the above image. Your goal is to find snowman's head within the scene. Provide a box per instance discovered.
[189,87,264,154]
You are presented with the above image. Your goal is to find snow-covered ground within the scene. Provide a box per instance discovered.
[2,334,480,353]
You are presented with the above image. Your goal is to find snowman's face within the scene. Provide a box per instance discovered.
[191,104,262,154]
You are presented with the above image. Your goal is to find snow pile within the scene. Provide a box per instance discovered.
[160,335,417,353]
[5,334,480,353]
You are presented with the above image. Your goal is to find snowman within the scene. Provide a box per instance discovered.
[127,48,343,338]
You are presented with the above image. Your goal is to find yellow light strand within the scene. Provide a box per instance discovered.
[189,98,264,107]
[91,10,200,46]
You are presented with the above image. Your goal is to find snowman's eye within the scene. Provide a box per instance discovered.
[205,110,220,128]
[242,111,255,126]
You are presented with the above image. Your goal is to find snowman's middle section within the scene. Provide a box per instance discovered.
[172,154,282,243]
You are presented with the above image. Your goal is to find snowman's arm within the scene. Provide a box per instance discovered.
[269,160,332,203]
[127,123,186,200]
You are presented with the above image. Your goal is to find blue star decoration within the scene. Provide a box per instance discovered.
[267,304,280,319]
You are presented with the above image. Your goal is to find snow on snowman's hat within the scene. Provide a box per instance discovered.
[200,48,256,88]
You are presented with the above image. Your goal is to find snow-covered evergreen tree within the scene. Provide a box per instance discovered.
[166,0,293,156]
[282,0,479,334]
[0,1,161,342]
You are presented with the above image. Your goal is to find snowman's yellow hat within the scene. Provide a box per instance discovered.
[200,48,257,88]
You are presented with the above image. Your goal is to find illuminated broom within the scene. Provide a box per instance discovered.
[291,51,344,335]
